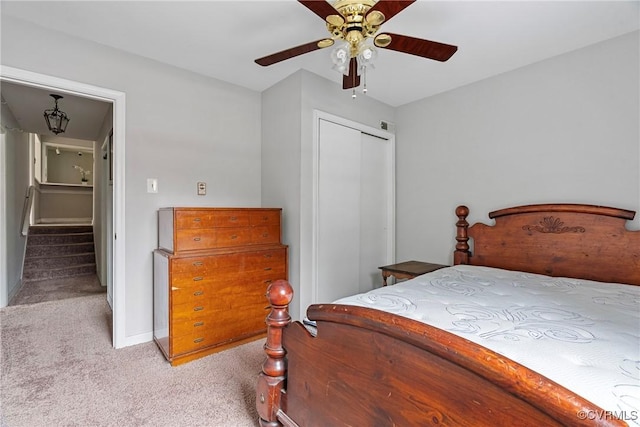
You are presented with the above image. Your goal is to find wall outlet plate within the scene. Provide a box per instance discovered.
[197,182,206,195]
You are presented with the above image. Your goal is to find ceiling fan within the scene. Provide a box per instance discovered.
[255,0,458,93]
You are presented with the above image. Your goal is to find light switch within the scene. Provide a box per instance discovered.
[147,178,158,193]
[197,182,206,195]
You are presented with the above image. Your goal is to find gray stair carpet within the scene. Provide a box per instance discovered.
[11,225,105,306]
[23,225,97,282]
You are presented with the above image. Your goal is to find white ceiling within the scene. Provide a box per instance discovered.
[1,82,111,141]
[1,1,639,138]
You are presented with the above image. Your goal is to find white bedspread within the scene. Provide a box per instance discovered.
[334,265,640,423]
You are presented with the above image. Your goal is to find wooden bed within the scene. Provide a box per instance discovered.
[256,204,640,426]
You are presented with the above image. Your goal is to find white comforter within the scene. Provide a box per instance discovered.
[334,265,640,424]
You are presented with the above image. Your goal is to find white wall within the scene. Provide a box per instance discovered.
[1,16,262,341]
[0,106,30,302]
[262,70,396,319]
[395,31,640,265]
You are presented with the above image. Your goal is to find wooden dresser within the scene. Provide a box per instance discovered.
[153,207,287,366]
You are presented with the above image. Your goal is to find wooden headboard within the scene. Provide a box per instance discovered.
[454,204,640,286]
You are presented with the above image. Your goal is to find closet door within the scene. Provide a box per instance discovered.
[316,119,390,303]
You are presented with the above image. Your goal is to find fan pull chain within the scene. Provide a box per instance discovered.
[363,67,368,94]
[352,69,357,99]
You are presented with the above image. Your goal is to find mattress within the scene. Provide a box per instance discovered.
[334,265,640,424]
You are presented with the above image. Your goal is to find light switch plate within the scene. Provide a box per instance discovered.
[197,182,206,195]
[147,178,158,193]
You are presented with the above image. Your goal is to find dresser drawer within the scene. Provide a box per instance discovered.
[250,210,280,226]
[171,312,216,338]
[171,256,214,275]
[215,227,252,247]
[175,210,216,229]
[172,329,226,355]
[213,210,250,227]
[251,225,281,245]
[241,249,286,270]
[172,300,215,323]
[171,283,211,305]
[175,229,217,252]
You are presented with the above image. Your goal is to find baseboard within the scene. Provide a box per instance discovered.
[6,278,22,307]
[122,331,153,348]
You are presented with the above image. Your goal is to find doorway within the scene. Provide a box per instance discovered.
[0,65,126,348]
[311,111,395,304]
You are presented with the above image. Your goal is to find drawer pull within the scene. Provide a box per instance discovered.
[194,306,204,311]
[193,321,204,327]
[264,254,272,258]
[262,216,269,221]
[194,337,204,343]
[192,261,203,266]
[262,233,269,238]
[264,280,272,284]
[193,237,201,242]
[231,235,238,239]
[193,291,204,296]
[264,267,272,271]
[230,216,237,221]
[193,218,201,222]
[193,276,204,281]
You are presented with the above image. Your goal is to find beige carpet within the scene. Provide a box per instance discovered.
[0,294,263,426]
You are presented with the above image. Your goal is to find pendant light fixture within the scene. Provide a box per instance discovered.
[43,94,70,135]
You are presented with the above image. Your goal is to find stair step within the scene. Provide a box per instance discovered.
[23,252,96,270]
[22,263,97,282]
[27,232,94,246]
[24,225,97,281]
[29,225,93,235]
[25,242,95,257]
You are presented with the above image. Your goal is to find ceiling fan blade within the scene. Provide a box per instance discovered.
[342,58,361,89]
[376,32,457,62]
[255,39,331,66]
[298,0,343,20]
[366,0,415,23]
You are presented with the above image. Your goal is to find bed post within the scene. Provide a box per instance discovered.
[454,205,470,265]
[256,279,293,427]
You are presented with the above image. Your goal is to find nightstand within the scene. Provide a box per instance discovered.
[379,261,448,286]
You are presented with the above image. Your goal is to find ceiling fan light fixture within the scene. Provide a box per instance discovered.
[331,41,351,75]
[43,94,70,135]
[357,41,377,70]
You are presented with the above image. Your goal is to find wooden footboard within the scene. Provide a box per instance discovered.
[257,280,625,427]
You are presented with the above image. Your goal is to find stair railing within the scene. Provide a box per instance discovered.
[21,185,35,237]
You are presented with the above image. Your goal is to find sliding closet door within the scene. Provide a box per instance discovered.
[358,132,389,292]
[316,119,390,303]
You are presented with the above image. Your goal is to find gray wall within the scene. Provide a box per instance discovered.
[395,31,640,265]
[37,185,93,221]
[261,70,396,319]
[45,147,94,185]
[2,16,262,340]
[1,107,29,302]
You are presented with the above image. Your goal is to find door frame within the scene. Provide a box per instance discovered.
[310,110,396,309]
[0,65,127,348]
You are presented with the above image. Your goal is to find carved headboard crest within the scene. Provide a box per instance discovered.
[522,216,586,234]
